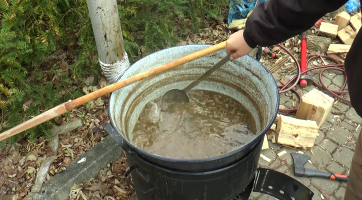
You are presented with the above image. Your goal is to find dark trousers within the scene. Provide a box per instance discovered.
[345,129,362,200]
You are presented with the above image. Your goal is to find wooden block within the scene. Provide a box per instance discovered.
[277,150,287,157]
[275,115,319,148]
[327,44,351,54]
[228,19,246,30]
[319,22,338,38]
[260,154,271,162]
[295,89,334,127]
[334,11,350,31]
[350,13,361,32]
[338,25,357,45]
[328,54,345,63]
[262,134,269,150]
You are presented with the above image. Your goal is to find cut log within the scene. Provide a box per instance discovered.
[338,25,357,45]
[307,35,331,54]
[350,13,361,32]
[267,124,276,143]
[328,54,345,63]
[295,89,334,127]
[327,44,351,54]
[228,19,246,30]
[334,11,351,31]
[277,150,287,157]
[260,154,271,162]
[319,22,338,38]
[262,134,269,150]
[276,115,319,148]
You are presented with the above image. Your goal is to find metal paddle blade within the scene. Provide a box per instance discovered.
[160,52,232,111]
[160,89,189,111]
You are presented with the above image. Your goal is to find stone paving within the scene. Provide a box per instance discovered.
[249,65,362,200]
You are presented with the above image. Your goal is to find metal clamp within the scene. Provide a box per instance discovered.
[124,165,157,195]
[253,168,314,200]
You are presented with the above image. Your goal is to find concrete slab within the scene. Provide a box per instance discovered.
[275,148,299,167]
[326,161,346,174]
[258,149,277,167]
[326,113,340,124]
[319,75,332,86]
[334,187,346,199]
[306,146,332,168]
[340,121,356,131]
[315,131,325,145]
[24,136,123,200]
[332,75,345,88]
[257,194,278,200]
[345,108,362,124]
[269,159,288,173]
[326,125,352,145]
[333,147,354,168]
[320,121,333,132]
[328,84,341,91]
[308,185,323,200]
[320,139,338,153]
[248,192,261,200]
[311,177,340,195]
[333,102,350,112]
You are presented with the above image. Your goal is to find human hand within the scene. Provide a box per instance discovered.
[226,30,253,60]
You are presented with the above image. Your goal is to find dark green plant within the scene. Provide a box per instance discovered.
[0,0,228,147]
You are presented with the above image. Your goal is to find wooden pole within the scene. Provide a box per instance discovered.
[0,42,227,141]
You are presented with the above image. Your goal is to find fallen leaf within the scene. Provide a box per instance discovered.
[85,76,94,86]
[26,152,38,162]
[11,193,18,200]
[63,157,72,165]
[86,182,102,192]
[26,167,36,174]
[114,185,126,195]
[45,147,54,156]
[99,78,107,88]
[112,163,123,174]
[10,151,22,165]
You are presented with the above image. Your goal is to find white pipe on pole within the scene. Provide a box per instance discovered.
[86,0,130,83]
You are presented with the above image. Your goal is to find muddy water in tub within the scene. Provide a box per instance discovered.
[132,90,257,159]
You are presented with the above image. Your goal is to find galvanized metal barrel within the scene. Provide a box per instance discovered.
[108,44,279,171]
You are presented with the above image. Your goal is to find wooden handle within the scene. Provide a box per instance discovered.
[0,104,68,141]
[0,42,226,141]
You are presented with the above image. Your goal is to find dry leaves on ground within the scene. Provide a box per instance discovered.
[67,153,135,200]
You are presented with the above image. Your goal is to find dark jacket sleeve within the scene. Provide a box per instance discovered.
[244,0,347,48]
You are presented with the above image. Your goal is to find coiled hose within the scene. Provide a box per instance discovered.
[274,44,349,115]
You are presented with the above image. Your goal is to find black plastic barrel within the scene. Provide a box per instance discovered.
[105,123,262,200]
[107,45,280,199]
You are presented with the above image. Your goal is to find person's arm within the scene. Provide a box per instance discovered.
[226,0,347,60]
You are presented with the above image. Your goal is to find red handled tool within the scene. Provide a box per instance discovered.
[262,47,278,59]
[291,153,349,182]
[300,31,308,87]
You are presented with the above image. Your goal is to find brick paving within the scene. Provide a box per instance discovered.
[250,65,362,200]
